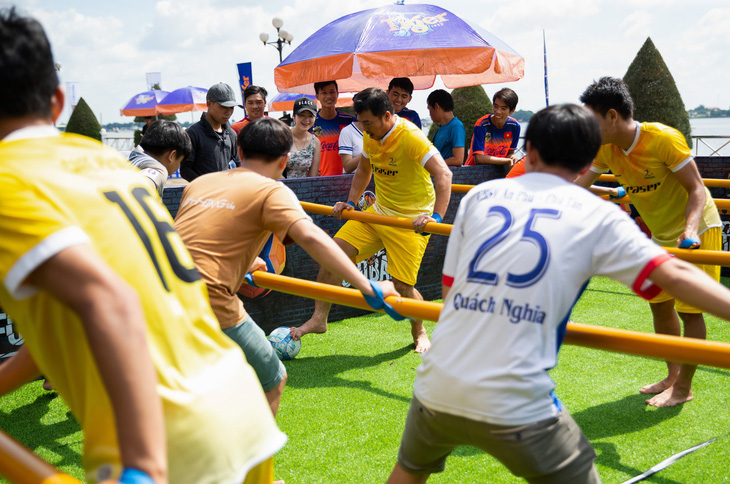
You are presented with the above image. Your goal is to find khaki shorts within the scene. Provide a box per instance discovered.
[397,396,600,484]
[650,227,722,313]
[222,315,286,392]
[334,206,430,286]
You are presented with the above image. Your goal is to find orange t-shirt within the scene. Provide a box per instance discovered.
[174,168,310,327]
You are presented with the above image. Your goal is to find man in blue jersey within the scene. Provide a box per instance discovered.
[465,88,521,172]
[387,104,730,483]
[388,77,422,129]
[313,80,355,176]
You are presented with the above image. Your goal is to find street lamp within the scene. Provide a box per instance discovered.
[259,17,294,63]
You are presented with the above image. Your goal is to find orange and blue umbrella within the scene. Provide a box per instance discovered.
[119,90,169,117]
[274,3,524,94]
[268,92,354,112]
[156,86,208,115]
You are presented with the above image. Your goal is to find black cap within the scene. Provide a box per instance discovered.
[293,97,317,115]
[207,82,237,107]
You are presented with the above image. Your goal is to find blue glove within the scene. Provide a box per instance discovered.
[119,468,155,484]
[362,280,406,321]
[346,201,357,210]
[609,186,626,199]
[679,237,701,249]
[243,272,258,287]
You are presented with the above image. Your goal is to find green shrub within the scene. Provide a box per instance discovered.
[623,37,692,148]
[452,86,492,155]
[65,97,102,141]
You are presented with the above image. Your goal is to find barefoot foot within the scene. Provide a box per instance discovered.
[646,386,693,407]
[412,325,431,354]
[639,376,676,395]
[290,318,327,341]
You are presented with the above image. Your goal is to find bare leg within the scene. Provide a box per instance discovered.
[265,372,287,417]
[290,238,358,340]
[640,300,680,394]
[646,312,705,407]
[387,463,429,484]
[393,279,430,353]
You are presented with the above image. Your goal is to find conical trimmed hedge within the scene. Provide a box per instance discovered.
[623,37,692,148]
[65,97,102,141]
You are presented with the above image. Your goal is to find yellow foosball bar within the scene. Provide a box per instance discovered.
[247,271,730,370]
[300,202,730,267]
[0,429,81,483]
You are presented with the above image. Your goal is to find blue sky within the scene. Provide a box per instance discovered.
[7,0,730,125]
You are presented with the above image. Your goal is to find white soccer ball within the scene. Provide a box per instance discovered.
[268,326,301,360]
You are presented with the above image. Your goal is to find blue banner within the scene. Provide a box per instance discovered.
[237,62,252,103]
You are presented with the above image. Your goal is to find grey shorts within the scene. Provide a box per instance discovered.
[222,315,286,392]
[397,396,600,484]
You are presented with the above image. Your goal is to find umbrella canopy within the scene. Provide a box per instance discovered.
[120,90,169,117]
[274,3,523,94]
[156,86,208,115]
[268,92,354,112]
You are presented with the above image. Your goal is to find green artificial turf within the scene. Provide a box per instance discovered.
[2,276,730,483]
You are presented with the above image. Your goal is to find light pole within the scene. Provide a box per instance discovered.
[259,17,294,64]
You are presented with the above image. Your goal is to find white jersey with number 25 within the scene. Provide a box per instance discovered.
[415,172,669,426]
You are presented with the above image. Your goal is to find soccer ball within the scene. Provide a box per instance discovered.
[358,190,376,211]
[238,234,286,300]
[268,326,301,360]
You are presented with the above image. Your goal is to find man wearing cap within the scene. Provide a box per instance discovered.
[180,82,239,182]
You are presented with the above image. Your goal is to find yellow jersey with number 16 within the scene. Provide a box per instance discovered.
[0,127,285,484]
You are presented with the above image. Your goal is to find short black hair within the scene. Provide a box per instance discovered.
[388,77,414,95]
[493,88,518,112]
[525,104,601,173]
[238,117,292,163]
[0,8,58,120]
[243,85,268,102]
[353,88,393,118]
[314,80,338,95]
[140,120,193,162]
[579,76,634,119]
[426,89,454,112]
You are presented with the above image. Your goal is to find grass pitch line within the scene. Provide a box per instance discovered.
[621,437,717,484]
[248,271,730,369]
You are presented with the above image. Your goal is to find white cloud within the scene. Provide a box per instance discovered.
[9,0,729,124]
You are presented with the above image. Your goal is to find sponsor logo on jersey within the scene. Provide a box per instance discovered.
[373,166,398,177]
[182,197,236,210]
[626,182,660,194]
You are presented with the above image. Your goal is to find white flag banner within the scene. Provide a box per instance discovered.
[66,81,80,109]
[146,72,162,90]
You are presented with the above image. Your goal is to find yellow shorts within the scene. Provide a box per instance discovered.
[242,457,274,484]
[335,206,430,286]
[650,226,722,313]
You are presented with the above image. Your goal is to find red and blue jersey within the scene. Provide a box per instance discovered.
[397,107,422,130]
[465,114,520,165]
[313,110,355,176]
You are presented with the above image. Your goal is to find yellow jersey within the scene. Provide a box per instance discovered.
[362,116,440,218]
[591,122,720,245]
[0,127,285,484]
